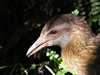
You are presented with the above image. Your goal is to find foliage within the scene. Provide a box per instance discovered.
[71,9,79,15]
[73,0,100,27]
[0,46,3,49]
[0,49,76,75]
[46,49,76,75]
[0,66,7,69]
[88,0,100,26]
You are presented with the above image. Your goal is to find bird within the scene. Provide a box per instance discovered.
[26,14,100,75]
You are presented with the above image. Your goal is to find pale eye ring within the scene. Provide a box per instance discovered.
[51,31,57,34]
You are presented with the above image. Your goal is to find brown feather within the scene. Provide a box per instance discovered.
[27,14,100,75]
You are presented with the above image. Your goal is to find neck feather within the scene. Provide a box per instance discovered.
[61,35,100,75]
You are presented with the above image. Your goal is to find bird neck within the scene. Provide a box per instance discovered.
[61,35,100,75]
[62,36,89,55]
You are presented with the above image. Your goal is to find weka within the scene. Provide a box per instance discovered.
[26,14,100,75]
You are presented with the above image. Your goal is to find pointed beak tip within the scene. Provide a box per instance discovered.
[26,37,51,57]
[26,51,30,57]
[26,54,30,57]
[26,54,28,57]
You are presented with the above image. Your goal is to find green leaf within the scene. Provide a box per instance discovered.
[91,2,100,7]
[31,64,36,69]
[24,22,28,25]
[24,70,28,75]
[96,6,100,10]
[91,3,95,7]
[37,24,41,27]
[82,16,86,19]
[58,57,62,62]
[44,61,50,65]
[80,7,84,11]
[54,54,59,58]
[91,6,100,12]
[79,4,82,7]
[57,8,61,12]
[47,48,51,52]
[71,9,79,15]
[92,19,97,22]
[95,2,100,5]
[50,51,54,54]
[81,11,86,15]
[90,0,97,3]
[49,56,53,60]
[59,61,64,68]
[78,0,82,3]
[89,22,92,26]
[93,11,100,15]
[46,52,50,56]
[53,51,56,55]
[0,66,7,69]
[56,71,64,75]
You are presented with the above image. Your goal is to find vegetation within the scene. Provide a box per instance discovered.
[0,0,100,75]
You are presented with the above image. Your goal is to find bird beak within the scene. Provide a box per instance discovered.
[26,36,50,57]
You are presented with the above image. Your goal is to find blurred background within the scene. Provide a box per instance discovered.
[0,0,100,75]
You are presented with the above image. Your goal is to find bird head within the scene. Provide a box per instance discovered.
[26,14,73,57]
[26,14,90,57]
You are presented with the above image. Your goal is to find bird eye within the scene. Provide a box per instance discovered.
[51,31,57,34]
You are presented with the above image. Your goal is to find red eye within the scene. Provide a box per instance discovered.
[51,31,57,34]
